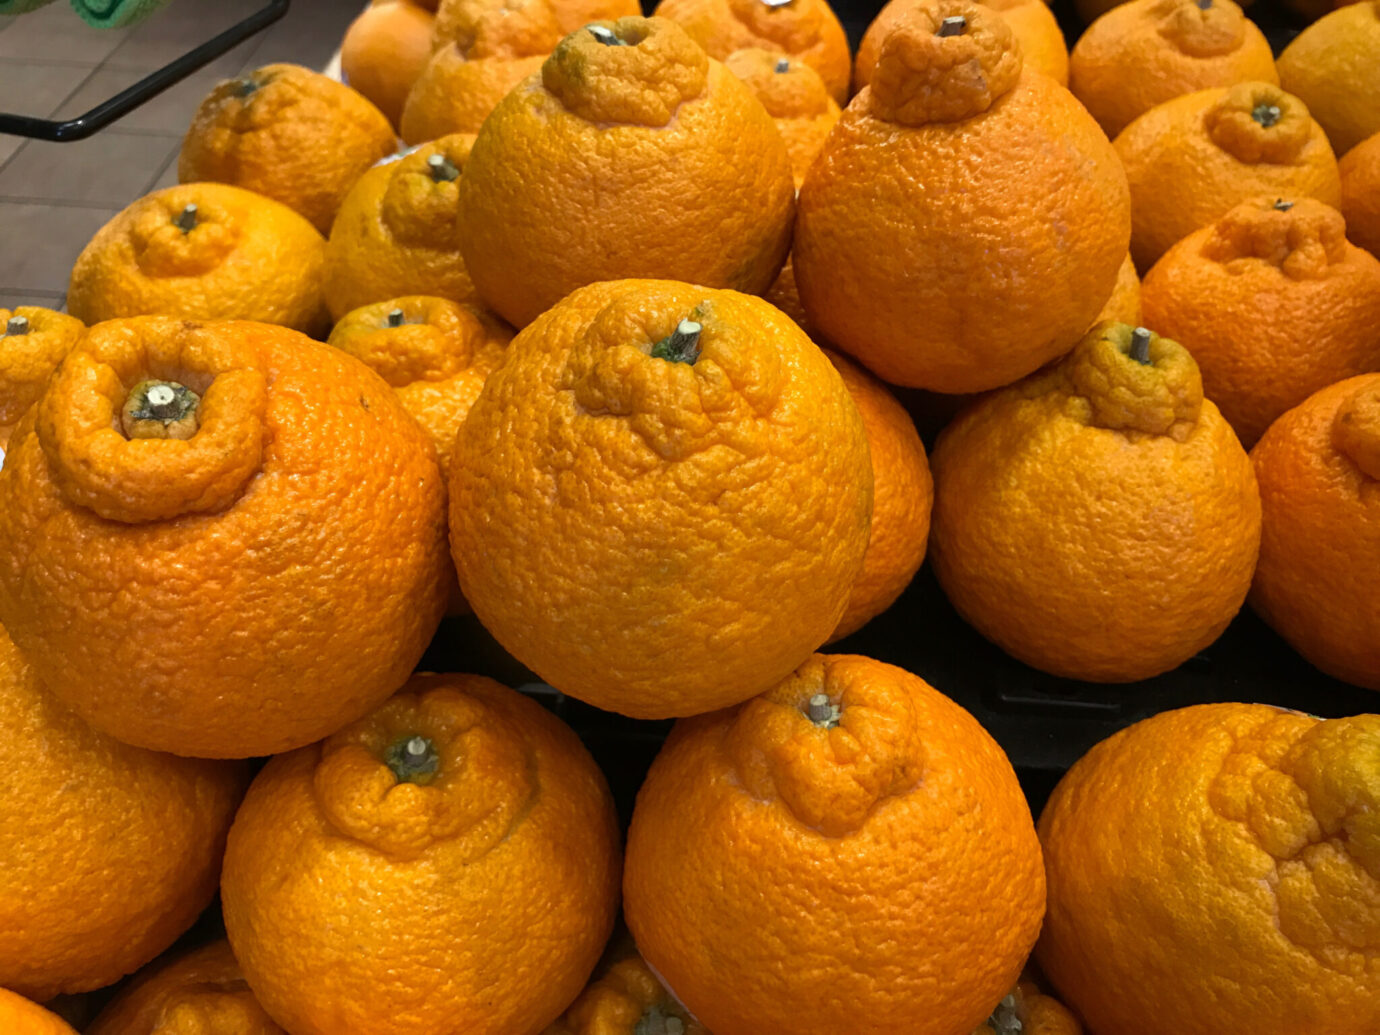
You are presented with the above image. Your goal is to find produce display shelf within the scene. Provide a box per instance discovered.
[0,0,289,142]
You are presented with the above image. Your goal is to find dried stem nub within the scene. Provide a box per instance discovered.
[5,315,29,336]
[427,153,461,182]
[385,734,440,785]
[1196,0,1212,9]
[775,58,790,73]
[588,24,626,45]
[635,1006,685,1035]
[1130,327,1152,365]
[761,0,795,8]
[1274,198,1294,211]
[937,15,967,36]
[121,379,201,441]
[807,693,841,728]
[175,204,198,233]
[386,308,406,328]
[650,319,703,365]
[1252,103,1282,128]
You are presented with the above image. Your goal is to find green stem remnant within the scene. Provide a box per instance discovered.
[175,204,198,234]
[235,77,261,99]
[937,14,967,36]
[589,24,626,45]
[121,380,201,441]
[635,1006,686,1035]
[776,58,791,73]
[385,735,441,785]
[1252,103,1282,128]
[5,315,29,336]
[1274,199,1294,212]
[427,153,461,183]
[807,692,841,729]
[650,320,703,365]
[1129,327,1152,366]
[386,307,406,329]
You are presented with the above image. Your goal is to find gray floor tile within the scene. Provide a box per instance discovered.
[0,130,179,205]
[0,287,65,310]
[0,60,88,121]
[0,2,131,66]
[103,0,269,72]
[148,149,180,191]
[247,0,361,71]
[54,63,239,134]
[0,201,116,294]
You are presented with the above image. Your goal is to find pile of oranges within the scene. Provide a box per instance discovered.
[0,0,1378,1031]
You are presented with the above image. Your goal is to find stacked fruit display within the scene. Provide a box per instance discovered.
[0,0,1377,1032]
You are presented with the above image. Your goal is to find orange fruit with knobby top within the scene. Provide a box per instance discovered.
[0,316,448,758]
[222,673,622,1035]
[1277,2,1380,159]
[930,322,1261,682]
[652,0,850,103]
[1069,0,1277,141]
[724,48,840,187]
[827,348,932,641]
[1116,82,1342,270]
[88,941,281,1035]
[436,0,639,39]
[762,252,811,333]
[854,0,1069,91]
[796,1,1130,393]
[401,0,565,145]
[328,295,513,475]
[0,623,246,1000]
[543,951,709,1035]
[0,306,83,452]
[451,280,872,718]
[1340,130,1380,257]
[67,184,329,337]
[458,18,796,329]
[1038,703,1380,1034]
[178,64,397,236]
[341,0,437,131]
[0,989,78,1035]
[1250,375,1380,689]
[324,135,477,322]
[624,653,1045,1035]
[1095,254,1142,325]
[974,980,1084,1035]
[1142,196,1380,448]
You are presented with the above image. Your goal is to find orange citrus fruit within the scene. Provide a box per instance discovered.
[826,348,933,641]
[624,653,1046,1035]
[436,0,640,38]
[653,0,851,103]
[543,950,708,1035]
[1250,374,1380,689]
[328,295,513,474]
[1069,0,1277,140]
[1095,253,1143,325]
[457,17,796,328]
[0,305,83,452]
[0,989,78,1035]
[341,0,438,130]
[221,673,622,1035]
[324,134,478,322]
[1116,82,1342,270]
[1276,1,1380,158]
[178,64,397,235]
[67,183,329,337]
[0,316,449,758]
[795,1,1130,392]
[1340,129,1380,257]
[1038,703,1380,1034]
[762,251,811,333]
[974,980,1084,1035]
[451,279,872,718]
[0,623,245,1000]
[855,0,1071,90]
[724,48,841,187]
[929,322,1261,681]
[401,0,565,145]
[87,941,281,1035]
[1142,196,1380,447]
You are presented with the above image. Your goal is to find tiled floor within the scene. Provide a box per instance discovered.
[0,0,361,310]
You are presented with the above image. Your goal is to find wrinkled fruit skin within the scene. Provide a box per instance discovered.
[0,306,85,451]
[222,674,622,1035]
[0,317,450,758]
[450,280,873,719]
[0,989,78,1035]
[1037,703,1380,1035]
[0,624,247,1001]
[625,653,1046,1035]
[542,953,708,1035]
